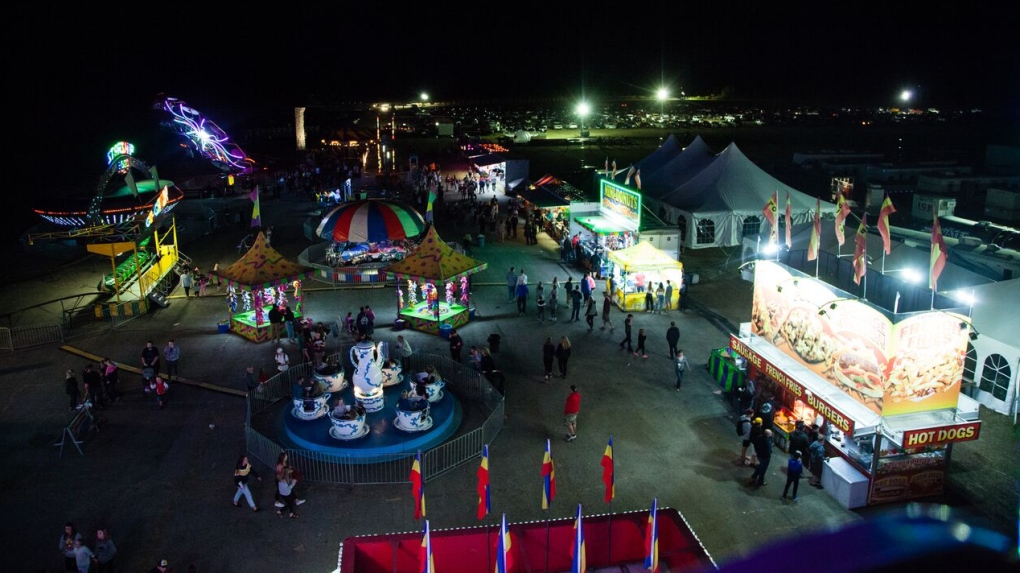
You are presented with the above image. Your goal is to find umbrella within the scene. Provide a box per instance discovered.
[316,200,425,243]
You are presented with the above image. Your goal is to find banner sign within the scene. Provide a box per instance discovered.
[901,421,981,447]
[600,179,641,227]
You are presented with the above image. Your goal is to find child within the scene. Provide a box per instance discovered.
[153,376,169,408]
[536,294,546,323]
[344,312,355,335]
[634,328,648,359]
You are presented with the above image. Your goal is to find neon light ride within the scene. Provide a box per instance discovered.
[154,93,253,174]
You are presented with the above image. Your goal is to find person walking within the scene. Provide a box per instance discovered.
[580,271,592,301]
[600,292,615,331]
[396,335,414,372]
[665,321,680,358]
[569,285,582,321]
[542,337,555,382]
[536,292,547,323]
[64,369,80,412]
[180,269,193,298]
[555,336,572,379]
[674,349,690,390]
[449,329,464,362]
[163,339,180,382]
[782,451,804,502]
[93,527,117,573]
[749,429,774,487]
[153,376,169,409]
[506,267,518,302]
[619,314,634,351]
[516,281,529,315]
[679,276,689,312]
[584,296,598,331]
[232,455,262,511]
[60,522,82,572]
[635,328,648,358]
[736,408,755,465]
[276,467,299,518]
[563,384,580,441]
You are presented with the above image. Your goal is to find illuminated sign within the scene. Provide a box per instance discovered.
[902,422,981,447]
[729,334,854,434]
[600,179,641,227]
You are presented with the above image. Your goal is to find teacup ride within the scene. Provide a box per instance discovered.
[381,363,404,387]
[328,408,369,440]
[414,372,446,403]
[394,397,433,432]
[351,340,385,412]
[291,392,332,421]
[313,362,348,393]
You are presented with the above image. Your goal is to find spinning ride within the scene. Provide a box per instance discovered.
[311,200,426,283]
[383,226,488,335]
[154,94,254,174]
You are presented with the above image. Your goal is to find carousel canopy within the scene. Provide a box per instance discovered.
[608,241,683,272]
[316,200,425,243]
[211,231,313,290]
[383,226,488,283]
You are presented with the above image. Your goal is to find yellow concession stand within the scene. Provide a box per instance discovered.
[606,241,683,311]
[729,260,983,509]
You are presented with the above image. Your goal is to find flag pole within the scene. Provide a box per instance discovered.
[545,515,551,573]
[606,499,613,565]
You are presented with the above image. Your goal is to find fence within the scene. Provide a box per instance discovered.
[0,298,145,352]
[245,345,505,485]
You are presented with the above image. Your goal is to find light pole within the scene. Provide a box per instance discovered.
[577,101,590,138]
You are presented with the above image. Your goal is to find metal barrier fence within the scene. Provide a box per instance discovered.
[0,302,147,352]
[244,345,505,485]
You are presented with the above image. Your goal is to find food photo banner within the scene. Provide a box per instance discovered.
[749,261,969,417]
[600,179,641,228]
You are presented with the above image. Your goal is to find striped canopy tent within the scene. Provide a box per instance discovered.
[316,200,425,243]
[383,226,488,283]
[211,232,313,291]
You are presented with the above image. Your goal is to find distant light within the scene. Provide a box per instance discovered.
[577,101,590,117]
[656,88,669,102]
[420,92,429,102]
[900,89,912,102]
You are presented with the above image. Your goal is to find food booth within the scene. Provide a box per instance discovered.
[605,241,684,311]
[212,232,312,343]
[515,182,570,242]
[573,179,641,277]
[728,260,982,509]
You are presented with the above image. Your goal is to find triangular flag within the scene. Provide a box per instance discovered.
[250,186,261,228]
[495,513,513,573]
[784,192,793,248]
[930,213,948,291]
[808,197,821,262]
[410,450,425,520]
[541,438,556,510]
[419,520,435,573]
[477,444,490,520]
[624,165,635,185]
[834,192,850,246]
[878,195,896,255]
[853,214,868,285]
[601,436,615,504]
[762,192,778,245]
[571,504,587,573]
[644,498,659,573]
[634,169,641,190]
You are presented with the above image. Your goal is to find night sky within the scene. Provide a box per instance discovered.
[7,3,1017,241]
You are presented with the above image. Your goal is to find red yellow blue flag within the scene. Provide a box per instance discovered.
[477,444,491,520]
[410,450,425,520]
[495,512,513,573]
[644,498,659,572]
[541,439,556,510]
[571,503,587,573]
[601,435,615,504]
[419,519,435,573]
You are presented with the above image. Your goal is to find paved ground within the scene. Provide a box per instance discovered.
[2,158,1017,572]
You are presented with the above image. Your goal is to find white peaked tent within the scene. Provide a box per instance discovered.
[959,278,1020,416]
[635,133,684,176]
[646,142,836,249]
[641,135,717,199]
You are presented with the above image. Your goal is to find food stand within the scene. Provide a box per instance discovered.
[383,226,488,336]
[605,241,684,311]
[211,232,312,343]
[728,260,982,508]
[515,184,570,242]
[573,179,641,277]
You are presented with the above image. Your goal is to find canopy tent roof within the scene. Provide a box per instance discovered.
[516,186,569,208]
[211,231,313,290]
[382,226,488,283]
[635,133,684,176]
[641,136,717,199]
[608,241,683,272]
[660,142,833,218]
[468,153,505,167]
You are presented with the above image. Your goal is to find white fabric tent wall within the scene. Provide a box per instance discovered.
[956,279,1020,416]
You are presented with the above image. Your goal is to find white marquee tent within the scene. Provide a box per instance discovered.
[640,135,717,199]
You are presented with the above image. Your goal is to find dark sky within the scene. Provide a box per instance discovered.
[8,4,1017,197]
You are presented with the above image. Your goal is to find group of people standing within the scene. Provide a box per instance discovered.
[63,359,121,413]
[735,407,827,502]
[59,521,117,573]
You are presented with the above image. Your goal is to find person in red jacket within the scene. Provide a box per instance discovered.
[564,385,581,442]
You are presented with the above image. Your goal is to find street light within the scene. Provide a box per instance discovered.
[656,87,668,123]
[420,92,429,103]
[577,101,590,138]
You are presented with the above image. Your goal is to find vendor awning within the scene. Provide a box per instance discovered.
[518,186,569,208]
[468,153,505,167]
[577,215,638,234]
[383,226,488,283]
[608,241,681,272]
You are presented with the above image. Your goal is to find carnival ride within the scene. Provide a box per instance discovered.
[153,94,254,174]
[30,141,189,315]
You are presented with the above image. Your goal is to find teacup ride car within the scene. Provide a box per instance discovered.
[381,362,403,387]
[291,391,332,421]
[414,372,446,403]
[394,395,433,432]
[327,407,369,440]
[313,362,348,393]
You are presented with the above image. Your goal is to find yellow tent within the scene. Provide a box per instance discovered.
[608,241,682,273]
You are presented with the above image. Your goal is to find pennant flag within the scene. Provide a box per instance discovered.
[644,498,660,573]
[634,169,642,190]
[420,520,435,573]
[477,444,491,520]
[808,197,821,262]
[601,436,615,504]
[762,192,778,244]
[495,513,513,573]
[930,213,948,291]
[784,192,793,248]
[624,165,635,185]
[411,451,426,520]
[427,189,437,214]
[124,169,139,198]
[605,157,609,177]
[878,195,896,255]
[541,438,556,510]
[853,214,868,285]
[571,504,587,573]
[250,186,261,228]
[834,192,850,246]
[611,160,617,178]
